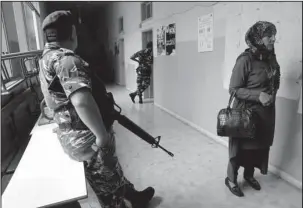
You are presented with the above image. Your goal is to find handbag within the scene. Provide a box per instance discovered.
[216,91,256,139]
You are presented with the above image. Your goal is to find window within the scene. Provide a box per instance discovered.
[1,19,13,84]
[1,10,21,90]
[22,2,42,50]
[141,2,152,22]
[32,2,40,13]
[1,2,43,92]
[22,2,43,78]
[118,17,123,33]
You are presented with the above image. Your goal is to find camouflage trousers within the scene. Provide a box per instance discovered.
[84,130,134,208]
[135,75,151,96]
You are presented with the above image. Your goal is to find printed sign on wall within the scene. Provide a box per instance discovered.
[157,26,166,56]
[198,13,214,52]
[165,23,176,56]
[156,23,176,56]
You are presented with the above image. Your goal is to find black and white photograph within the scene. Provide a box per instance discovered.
[157,26,166,56]
[165,23,176,56]
[1,1,302,208]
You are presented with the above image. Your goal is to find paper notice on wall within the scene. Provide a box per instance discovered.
[157,26,166,56]
[165,23,176,56]
[198,13,214,53]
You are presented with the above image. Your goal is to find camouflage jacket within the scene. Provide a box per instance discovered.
[132,48,153,75]
[39,42,106,160]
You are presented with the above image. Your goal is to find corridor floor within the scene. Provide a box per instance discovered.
[79,85,302,208]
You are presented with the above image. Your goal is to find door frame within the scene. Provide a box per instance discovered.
[116,38,126,86]
[141,29,154,101]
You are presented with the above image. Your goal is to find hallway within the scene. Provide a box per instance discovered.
[79,85,302,208]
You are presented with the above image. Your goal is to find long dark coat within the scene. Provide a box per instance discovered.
[228,50,279,174]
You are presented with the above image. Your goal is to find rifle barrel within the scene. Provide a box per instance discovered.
[116,113,174,157]
[117,114,155,145]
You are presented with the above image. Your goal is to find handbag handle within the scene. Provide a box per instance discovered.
[227,91,236,109]
[227,90,247,109]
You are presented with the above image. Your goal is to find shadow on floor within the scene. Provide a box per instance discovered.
[51,201,81,208]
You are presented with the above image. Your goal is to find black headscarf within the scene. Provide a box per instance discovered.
[245,21,280,93]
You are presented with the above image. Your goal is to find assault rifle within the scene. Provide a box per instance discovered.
[111,99,174,157]
[40,97,174,157]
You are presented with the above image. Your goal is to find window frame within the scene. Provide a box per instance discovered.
[141,2,153,22]
[1,12,10,54]
[1,2,43,94]
[21,2,41,51]
[23,2,40,17]
[1,11,14,87]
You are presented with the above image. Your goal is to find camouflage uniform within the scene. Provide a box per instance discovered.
[132,48,153,96]
[39,42,134,207]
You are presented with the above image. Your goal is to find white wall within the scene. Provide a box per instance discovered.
[106,2,143,90]
[105,2,302,189]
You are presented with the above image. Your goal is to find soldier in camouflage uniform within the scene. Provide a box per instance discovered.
[39,11,154,208]
[129,42,153,104]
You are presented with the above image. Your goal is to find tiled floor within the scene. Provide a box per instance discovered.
[79,85,302,208]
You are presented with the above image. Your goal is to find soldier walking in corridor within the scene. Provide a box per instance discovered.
[129,41,153,104]
[39,11,154,208]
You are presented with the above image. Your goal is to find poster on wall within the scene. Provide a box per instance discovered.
[198,13,214,52]
[165,23,176,56]
[157,26,166,56]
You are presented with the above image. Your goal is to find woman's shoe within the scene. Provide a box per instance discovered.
[225,177,244,197]
[244,177,261,190]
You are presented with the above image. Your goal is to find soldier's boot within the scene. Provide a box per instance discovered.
[138,94,143,104]
[129,92,136,103]
[97,194,129,208]
[124,186,155,208]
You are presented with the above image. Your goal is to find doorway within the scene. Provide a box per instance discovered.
[115,38,126,86]
[142,30,154,100]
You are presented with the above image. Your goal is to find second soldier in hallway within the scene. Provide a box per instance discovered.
[129,41,153,104]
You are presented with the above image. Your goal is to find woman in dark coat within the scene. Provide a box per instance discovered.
[225,21,281,197]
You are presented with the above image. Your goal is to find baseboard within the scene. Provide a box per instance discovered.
[144,98,154,102]
[154,102,302,190]
[268,164,302,190]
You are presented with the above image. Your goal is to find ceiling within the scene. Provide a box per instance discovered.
[45,1,110,12]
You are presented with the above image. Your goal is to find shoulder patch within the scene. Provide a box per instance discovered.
[63,51,75,56]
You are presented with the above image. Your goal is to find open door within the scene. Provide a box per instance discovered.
[142,30,153,100]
